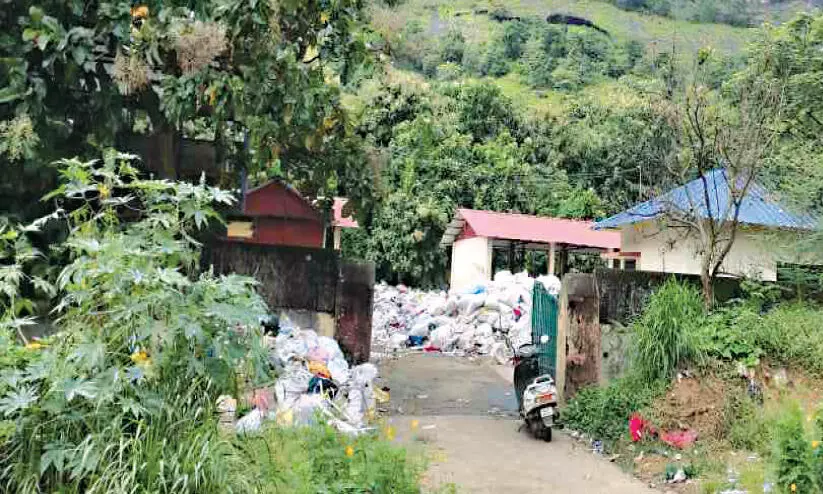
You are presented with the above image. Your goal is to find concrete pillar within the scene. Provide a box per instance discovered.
[548,242,556,276]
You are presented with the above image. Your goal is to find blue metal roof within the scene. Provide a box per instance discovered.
[595,168,818,231]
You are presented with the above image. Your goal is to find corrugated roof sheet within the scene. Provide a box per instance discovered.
[441,209,621,249]
[595,168,817,231]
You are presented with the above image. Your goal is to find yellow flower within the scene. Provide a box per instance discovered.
[25,342,44,351]
[130,351,149,364]
[320,11,330,23]
[345,445,354,458]
[814,440,821,449]
[411,420,419,431]
[386,426,396,441]
[792,483,797,492]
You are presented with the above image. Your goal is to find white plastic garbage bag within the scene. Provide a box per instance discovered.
[429,325,455,350]
[493,270,514,284]
[536,274,562,296]
[475,322,494,339]
[235,408,264,434]
[388,332,409,350]
[328,357,351,385]
[274,364,313,409]
[409,319,432,337]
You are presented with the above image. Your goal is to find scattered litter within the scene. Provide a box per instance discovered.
[592,439,604,455]
[666,468,687,484]
[221,316,383,436]
[417,394,429,399]
[629,413,649,442]
[422,424,437,430]
[236,408,264,434]
[661,429,698,449]
[371,272,561,359]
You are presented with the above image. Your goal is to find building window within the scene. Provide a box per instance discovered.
[624,259,637,271]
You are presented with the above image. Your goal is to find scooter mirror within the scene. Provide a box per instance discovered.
[516,344,536,358]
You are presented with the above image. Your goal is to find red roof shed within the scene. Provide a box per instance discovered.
[228,181,325,248]
[441,209,620,250]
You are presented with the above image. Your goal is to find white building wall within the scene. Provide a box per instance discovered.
[450,236,493,292]
[621,221,779,282]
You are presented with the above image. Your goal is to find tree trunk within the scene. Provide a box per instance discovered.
[700,262,714,309]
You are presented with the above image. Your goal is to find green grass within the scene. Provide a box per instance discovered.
[235,424,426,493]
[377,0,754,55]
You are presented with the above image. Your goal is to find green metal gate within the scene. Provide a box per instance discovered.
[531,282,558,379]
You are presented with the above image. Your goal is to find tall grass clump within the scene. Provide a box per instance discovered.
[237,424,425,493]
[631,278,705,382]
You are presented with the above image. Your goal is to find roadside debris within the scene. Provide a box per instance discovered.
[372,271,561,359]
[225,317,381,436]
[660,429,698,450]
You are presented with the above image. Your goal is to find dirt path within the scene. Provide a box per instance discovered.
[379,353,653,494]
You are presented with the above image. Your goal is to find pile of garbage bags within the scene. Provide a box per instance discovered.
[372,271,561,359]
[222,317,383,436]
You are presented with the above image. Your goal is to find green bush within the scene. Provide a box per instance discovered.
[773,403,817,493]
[482,42,510,77]
[0,154,270,492]
[722,386,772,454]
[562,376,664,444]
[631,278,705,382]
[750,304,823,376]
[697,304,764,368]
[238,424,424,493]
[440,29,465,64]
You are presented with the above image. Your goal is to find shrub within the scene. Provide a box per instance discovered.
[773,403,817,493]
[563,375,664,444]
[722,386,772,454]
[482,42,510,77]
[631,278,705,382]
[440,29,465,64]
[750,304,823,376]
[0,153,270,492]
[436,62,462,81]
[501,22,530,59]
[238,424,424,493]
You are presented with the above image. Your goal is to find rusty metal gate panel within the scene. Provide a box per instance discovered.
[531,282,558,379]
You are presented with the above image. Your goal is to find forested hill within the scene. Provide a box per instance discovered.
[337,0,823,285]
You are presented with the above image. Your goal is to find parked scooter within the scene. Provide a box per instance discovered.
[513,342,558,441]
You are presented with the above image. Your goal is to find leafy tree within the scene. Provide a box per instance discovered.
[0,0,369,218]
[481,41,511,77]
[522,36,555,88]
[452,82,518,142]
[368,192,449,286]
[501,21,530,59]
[654,74,784,307]
[551,93,677,210]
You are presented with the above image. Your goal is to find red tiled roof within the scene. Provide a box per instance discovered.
[442,208,620,250]
[333,198,358,228]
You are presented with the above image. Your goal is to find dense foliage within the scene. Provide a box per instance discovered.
[0,153,272,492]
[0,0,372,219]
